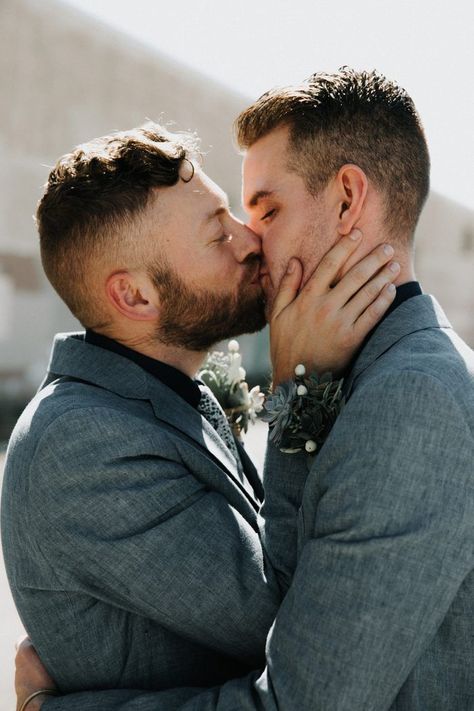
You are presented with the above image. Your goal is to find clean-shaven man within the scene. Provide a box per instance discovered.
[21,67,474,711]
[4,120,397,711]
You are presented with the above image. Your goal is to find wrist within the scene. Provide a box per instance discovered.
[19,690,58,711]
[272,366,295,389]
[28,697,48,711]
[263,366,345,454]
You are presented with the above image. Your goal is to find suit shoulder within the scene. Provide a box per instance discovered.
[12,378,133,433]
[7,377,173,466]
[348,366,474,448]
[359,325,474,404]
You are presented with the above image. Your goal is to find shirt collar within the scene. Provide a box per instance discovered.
[379,280,422,323]
[84,330,202,409]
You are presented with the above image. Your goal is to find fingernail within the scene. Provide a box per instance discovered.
[350,229,362,241]
[384,244,394,256]
[287,259,295,274]
[387,283,396,293]
[389,261,400,273]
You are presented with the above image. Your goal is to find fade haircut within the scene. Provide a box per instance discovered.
[236,67,430,240]
[37,122,198,327]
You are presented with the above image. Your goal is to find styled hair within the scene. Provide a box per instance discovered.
[37,122,198,327]
[236,67,430,239]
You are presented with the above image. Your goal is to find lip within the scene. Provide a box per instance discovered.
[249,266,263,285]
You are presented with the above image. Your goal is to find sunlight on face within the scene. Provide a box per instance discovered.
[242,126,336,313]
[141,166,266,348]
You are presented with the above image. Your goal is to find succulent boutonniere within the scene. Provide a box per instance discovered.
[198,340,265,439]
[262,365,345,454]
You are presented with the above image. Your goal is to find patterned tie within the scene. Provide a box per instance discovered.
[197,385,242,467]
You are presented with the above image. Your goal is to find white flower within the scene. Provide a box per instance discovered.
[227,352,243,385]
[297,385,308,396]
[305,439,317,453]
[249,385,265,414]
[295,364,306,376]
[199,340,265,438]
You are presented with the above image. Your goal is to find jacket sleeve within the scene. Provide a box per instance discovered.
[46,370,474,710]
[258,438,310,591]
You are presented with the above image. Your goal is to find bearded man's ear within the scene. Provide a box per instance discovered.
[105,271,160,321]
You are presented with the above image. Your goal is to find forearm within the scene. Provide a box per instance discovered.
[42,687,203,711]
[23,692,55,711]
[40,672,272,711]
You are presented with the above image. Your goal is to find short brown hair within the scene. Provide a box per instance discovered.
[236,67,430,239]
[37,122,198,327]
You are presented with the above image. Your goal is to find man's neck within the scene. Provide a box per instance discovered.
[95,331,207,378]
[369,233,415,286]
[392,256,416,287]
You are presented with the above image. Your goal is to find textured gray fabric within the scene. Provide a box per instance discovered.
[40,294,474,710]
[1,334,282,696]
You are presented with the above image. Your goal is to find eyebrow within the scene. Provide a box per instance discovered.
[206,203,229,222]
[247,190,274,208]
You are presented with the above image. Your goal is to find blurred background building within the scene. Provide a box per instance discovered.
[0,0,267,439]
[0,0,473,440]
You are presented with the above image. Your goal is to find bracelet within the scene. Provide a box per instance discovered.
[262,365,345,454]
[19,689,59,711]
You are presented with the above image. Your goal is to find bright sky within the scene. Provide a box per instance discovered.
[62,0,473,210]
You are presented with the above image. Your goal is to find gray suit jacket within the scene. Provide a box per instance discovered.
[1,334,282,694]
[44,295,474,710]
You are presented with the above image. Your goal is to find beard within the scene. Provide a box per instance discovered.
[149,259,266,351]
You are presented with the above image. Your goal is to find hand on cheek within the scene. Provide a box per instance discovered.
[270,229,398,385]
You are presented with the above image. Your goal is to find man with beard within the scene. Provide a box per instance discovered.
[4,121,399,711]
[18,69,474,710]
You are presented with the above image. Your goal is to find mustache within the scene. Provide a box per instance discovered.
[242,254,261,279]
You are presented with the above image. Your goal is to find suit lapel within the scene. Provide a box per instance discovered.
[146,382,260,512]
[44,333,261,519]
[235,439,264,503]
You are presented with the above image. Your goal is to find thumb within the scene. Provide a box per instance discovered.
[271,258,303,320]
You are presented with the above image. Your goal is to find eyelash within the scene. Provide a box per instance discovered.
[261,209,276,221]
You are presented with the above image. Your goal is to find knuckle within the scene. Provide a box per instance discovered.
[351,264,368,283]
[320,254,338,272]
[369,299,385,317]
[315,300,332,321]
[364,279,382,299]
